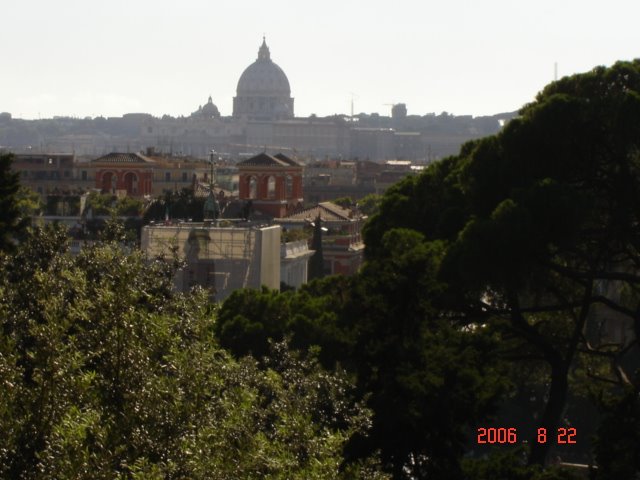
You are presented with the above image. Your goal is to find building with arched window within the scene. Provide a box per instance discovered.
[237,152,303,218]
[85,151,210,197]
[90,153,154,196]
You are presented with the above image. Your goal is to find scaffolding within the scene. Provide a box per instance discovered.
[141,222,279,300]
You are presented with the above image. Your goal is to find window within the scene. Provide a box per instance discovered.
[165,172,171,182]
[249,176,257,199]
[267,176,276,199]
[124,172,138,195]
[182,172,188,182]
[81,170,87,181]
[285,174,293,198]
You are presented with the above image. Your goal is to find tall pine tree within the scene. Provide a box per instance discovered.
[308,214,325,280]
[0,153,23,251]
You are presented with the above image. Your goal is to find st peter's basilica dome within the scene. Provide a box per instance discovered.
[233,38,294,121]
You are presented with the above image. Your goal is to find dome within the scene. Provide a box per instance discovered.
[237,61,291,96]
[201,96,220,118]
[191,96,220,119]
[233,38,294,120]
[236,38,291,96]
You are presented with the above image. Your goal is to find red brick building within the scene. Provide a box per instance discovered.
[237,152,303,218]
[91,152,155,196]
[276,202,365,276]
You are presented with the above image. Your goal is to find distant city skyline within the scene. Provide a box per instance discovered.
[2,0,639,120]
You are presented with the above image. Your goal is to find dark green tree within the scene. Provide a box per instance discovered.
[344,228,509,479]
[308,214,325,280]
[593,387,640,479]
[363,60,640,467]
[333,196,354,208]
[143,187,205,223]
[216,276,356,367]
[0,152,26,250]
[0,226,387,479]
[357,193,382,216]
[216,230,510,479]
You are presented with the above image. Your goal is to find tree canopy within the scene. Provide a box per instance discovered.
[363,59,640,468]
[217,60,640,478]
[0,226,387,479]
[4,60,640,479]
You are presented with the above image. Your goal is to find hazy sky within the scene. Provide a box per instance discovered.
[2,0,639,120]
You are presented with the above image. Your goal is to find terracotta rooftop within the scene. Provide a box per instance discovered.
[279,201,355,222]
[237,152,302,167]
[91,152,155,164]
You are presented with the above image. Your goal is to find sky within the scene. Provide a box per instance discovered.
[2,0,639,120]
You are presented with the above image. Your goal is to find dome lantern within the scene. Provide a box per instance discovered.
[258,36,270,61]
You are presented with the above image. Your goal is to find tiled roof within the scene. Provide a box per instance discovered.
[91,152,155,164]
[273,153,301,166]
[279,201,354,222]
[237,152,302,167]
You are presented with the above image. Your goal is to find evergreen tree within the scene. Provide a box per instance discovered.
[0,226,387,479]
[363,59,640,467]
[308,214,325,280]
[0,152,24,251]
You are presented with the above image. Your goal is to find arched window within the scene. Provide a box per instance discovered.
[123,172,138,195]
[267,176,276,199]
[101,172,115,194]
[249,176,257,199]
[285,174,293,198]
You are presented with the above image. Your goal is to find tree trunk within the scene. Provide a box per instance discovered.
[528,360,569,466]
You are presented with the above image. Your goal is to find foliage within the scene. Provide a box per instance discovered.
[333,196,354,208]
[593,387,640,479]
[216,276,356,368]
[217,229,510,479]
[308,215,325,280]
[281,227,312,243]
[0,152,25,250]
[333,195,382,216]
[219,60,640,476]
[85,192,144,217]
[115,195,144,216]
[363,59,640,467]
[357,194,382,216]
[345,228,510,479]
[143,188,204,223]
[16,186,42,218]
[462,448,582,480]
[0,226,386,479]
[84,191,116,215]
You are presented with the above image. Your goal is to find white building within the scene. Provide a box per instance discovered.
[280,240,314,289]
[141,222,281,301]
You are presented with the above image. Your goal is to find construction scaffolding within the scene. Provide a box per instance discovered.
[141,222,281,300]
